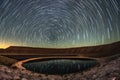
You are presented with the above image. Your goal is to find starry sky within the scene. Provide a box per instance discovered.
[0,0,120,48]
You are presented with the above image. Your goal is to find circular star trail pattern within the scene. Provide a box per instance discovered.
[0,0,120,48]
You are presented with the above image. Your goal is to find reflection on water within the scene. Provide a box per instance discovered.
[23,59,98,75]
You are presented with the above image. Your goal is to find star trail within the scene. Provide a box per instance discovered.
[0,0,120,48]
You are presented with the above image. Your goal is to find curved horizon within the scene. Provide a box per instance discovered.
[0,40,120,49]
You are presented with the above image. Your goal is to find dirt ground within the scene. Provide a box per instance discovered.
[0,56,120,80]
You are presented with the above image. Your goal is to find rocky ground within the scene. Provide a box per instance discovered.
[0,56,120,80]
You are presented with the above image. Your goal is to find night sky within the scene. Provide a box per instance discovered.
[0,0,120,48]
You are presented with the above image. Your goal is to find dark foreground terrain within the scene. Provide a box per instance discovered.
[0,56,120,80]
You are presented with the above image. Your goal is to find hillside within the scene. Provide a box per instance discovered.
[0,41,120,58]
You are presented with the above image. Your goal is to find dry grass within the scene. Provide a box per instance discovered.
[0,55,18,66]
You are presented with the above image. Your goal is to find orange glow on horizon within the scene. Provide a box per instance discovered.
[0,44,10,49]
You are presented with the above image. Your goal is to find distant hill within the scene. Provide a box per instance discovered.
[0,41,120,58]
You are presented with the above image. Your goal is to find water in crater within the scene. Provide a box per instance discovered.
[22,59,98,75]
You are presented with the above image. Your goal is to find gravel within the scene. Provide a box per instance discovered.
[0,57,120,80]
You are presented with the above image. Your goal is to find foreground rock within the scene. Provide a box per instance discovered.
[0,57,120,80]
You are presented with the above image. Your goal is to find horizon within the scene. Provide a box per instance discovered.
[0,40,120,49]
